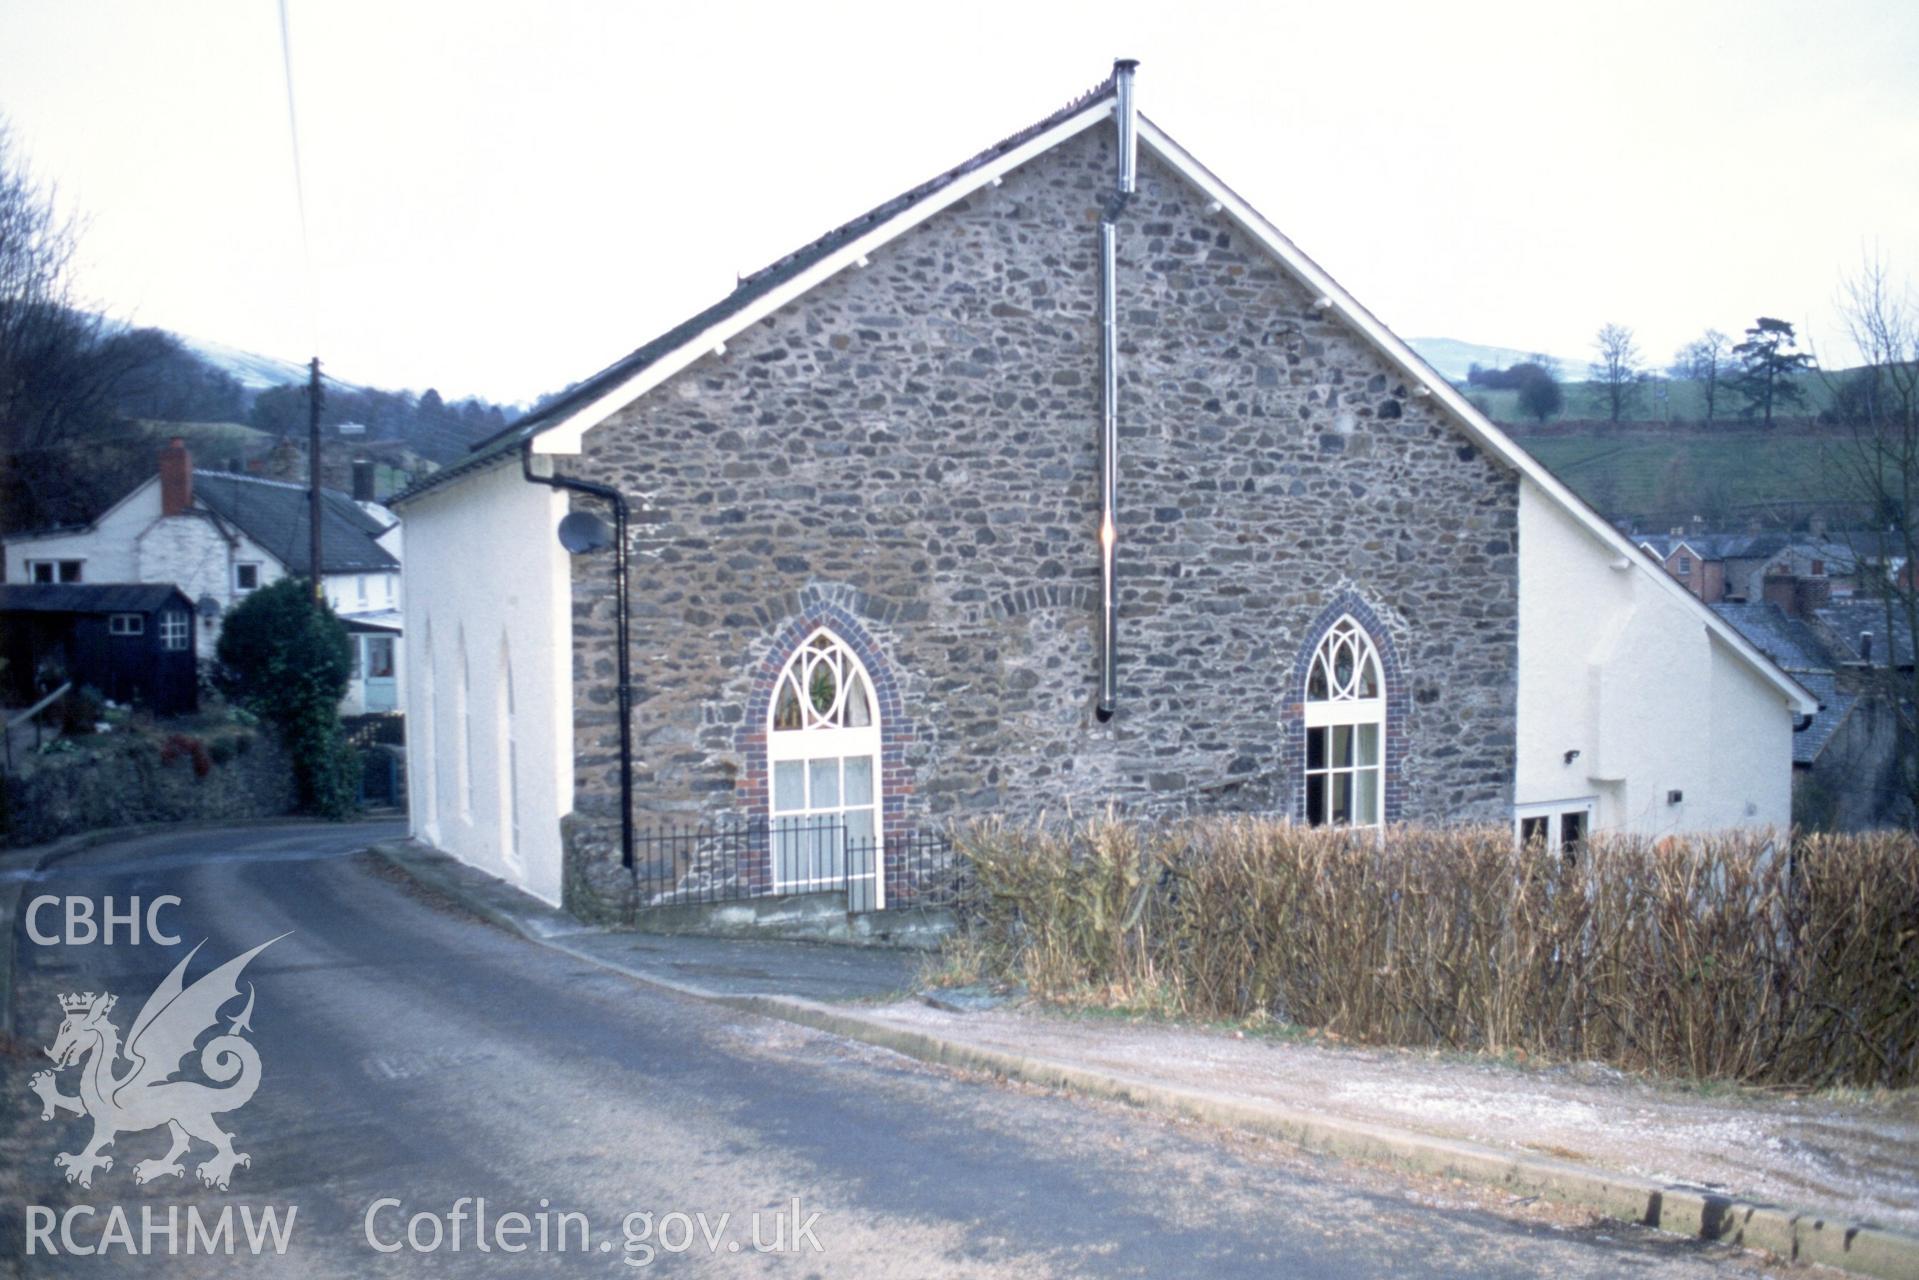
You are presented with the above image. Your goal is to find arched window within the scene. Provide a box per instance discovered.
[1304,616,1384,829]
[419,622,438,839]
[457,630,473,823]
[767,628,881,895]
[498,638,521,872]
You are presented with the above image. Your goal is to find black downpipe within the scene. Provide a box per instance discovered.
[522,440,635,871]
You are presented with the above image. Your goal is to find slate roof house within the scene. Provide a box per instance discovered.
[0,584,199,716]
[392,64,1817,911]
[2,439,405,714]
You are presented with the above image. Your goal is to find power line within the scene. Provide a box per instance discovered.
[276,0,318,357]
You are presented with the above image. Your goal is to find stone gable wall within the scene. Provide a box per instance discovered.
[557,124,1519,861]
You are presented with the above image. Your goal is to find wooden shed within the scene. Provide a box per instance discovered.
[0,584,199,715]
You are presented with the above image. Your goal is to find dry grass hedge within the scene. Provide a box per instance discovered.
[949,819,1919,1088]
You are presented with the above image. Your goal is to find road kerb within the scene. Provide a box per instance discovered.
[367,844,1919,1280]
[714,993,1918,1280]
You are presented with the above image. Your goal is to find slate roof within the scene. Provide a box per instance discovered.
[0,583,191,615]
[1706,602,1836,673]
[1783,670,1855,765]
[192,471,398,575]
[1814,599,1916,668]
[390,71,1123,507]
[1636,532,1791,561]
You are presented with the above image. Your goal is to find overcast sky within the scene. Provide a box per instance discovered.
[1,0,1914,405]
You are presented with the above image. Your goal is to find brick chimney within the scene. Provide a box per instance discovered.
[159,437,192,516]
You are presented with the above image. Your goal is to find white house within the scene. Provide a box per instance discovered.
[392,64,1816,910]
[3,438,405,715]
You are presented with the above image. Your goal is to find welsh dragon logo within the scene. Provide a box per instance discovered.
[30,935,286,1190]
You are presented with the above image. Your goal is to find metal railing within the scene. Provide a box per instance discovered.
[633,816,961,915]
[3,681,73,773]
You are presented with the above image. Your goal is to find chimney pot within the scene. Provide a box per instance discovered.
[158,437,192,516]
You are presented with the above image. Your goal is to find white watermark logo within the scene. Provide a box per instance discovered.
[31,934,287,1191]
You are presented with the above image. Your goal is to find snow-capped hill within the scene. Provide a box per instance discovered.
[1407,337,1587,384]
[177,334,368,394]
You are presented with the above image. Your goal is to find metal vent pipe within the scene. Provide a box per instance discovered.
[1096,59,1138,722]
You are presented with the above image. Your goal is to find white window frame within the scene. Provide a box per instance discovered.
[159,610,189,651]
[1514,798,1597,854]
[1302,616,1385,830]
[234,561,262,593]
[767,628,884,905]
[109,613,145,636]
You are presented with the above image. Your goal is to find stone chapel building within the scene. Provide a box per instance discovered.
[392,64,1816,910]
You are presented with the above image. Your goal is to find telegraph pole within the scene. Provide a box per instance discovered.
[307,356,325,606]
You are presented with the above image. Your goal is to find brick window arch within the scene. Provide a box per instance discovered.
[737,603,914,902]
[1281,594,1408,826]
[1303,616,1385,828]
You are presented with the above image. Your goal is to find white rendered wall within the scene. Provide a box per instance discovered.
[4,479,159,584]
[1516,477,1794,836]
[399,461,573,906]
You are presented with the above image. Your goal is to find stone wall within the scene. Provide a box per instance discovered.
[1,728,297,847]
[558,124,1519,870]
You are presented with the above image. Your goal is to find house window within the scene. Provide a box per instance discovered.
[1676,555,1692,575]
[364,635,394,678]
[30,560,82,583]
[1515,799,1596,858]
[767,628,881,895]
[234,562,261,592]
[1810,559,1825,576]
[1303,616,1385,829]
[109,613,145,636]
[159,611,189,651]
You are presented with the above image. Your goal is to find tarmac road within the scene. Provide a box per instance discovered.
[0,822,1783,1277]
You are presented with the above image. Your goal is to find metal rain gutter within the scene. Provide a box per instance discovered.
[1096,58,1138,722]
[521,439,636,871]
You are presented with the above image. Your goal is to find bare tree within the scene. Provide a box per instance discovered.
[0,122,166,531]
[1819,259,1919,823]
[1589,323,1643,423]
[1672,329,1730,421]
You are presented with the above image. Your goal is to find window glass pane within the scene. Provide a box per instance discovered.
[843,755,873,805]
[1333,644,1354,689]
[773,816,802,881]
[32,563,53,583]
[1331,724,1353,768]
[59,561,81,582]
[845,807,875,843]
[1560,811,1587,852]
[809,758,839,809]
[1520,815,1548,847]
[844,671,872,727]
[1356,722,1379,766]
[773,679,802,730]
[1307,656,1328,701]
[808,659,837,716]
[1306,727,1326,771]
[1354,767,1380,825]
[350,642,363,679]
[1358,655,1378,699]
[1332,773,1353,825]
[1305,775,1326,826]
[367,637,395,677]
[773,761,804,812]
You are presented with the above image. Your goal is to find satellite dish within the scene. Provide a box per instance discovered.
[557,510,612,554]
